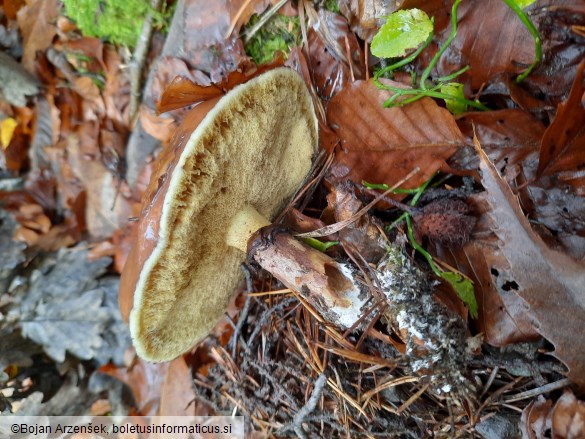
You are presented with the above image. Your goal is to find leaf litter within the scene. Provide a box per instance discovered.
[1,0,585,436]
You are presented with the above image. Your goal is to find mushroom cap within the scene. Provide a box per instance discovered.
[119,68,318,361]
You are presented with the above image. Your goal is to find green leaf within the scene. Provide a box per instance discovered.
[512,0,536,8]
[440,271,478,319]
[439,82,467,115]
[371,9,433,59]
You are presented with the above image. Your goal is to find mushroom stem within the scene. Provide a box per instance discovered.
[226,204,271,252]
[225,203,369,330]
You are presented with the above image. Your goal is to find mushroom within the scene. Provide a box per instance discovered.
[120,68,367,362]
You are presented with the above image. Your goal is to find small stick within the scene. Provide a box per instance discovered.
[230,263,254,358]
[242,0,288,43]
[296,167,420,239]
[503,378,572,403]
[293,373,328,439]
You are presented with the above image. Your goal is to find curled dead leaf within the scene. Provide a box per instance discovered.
[475,135,585,390]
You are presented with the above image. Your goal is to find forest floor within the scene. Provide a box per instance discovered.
[1,0,585,437]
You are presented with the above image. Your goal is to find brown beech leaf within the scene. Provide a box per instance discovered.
[157,76,223,113]
[520,390,585,439]
[328,181,387,263]
[16,0,59,72]
[475,136,585,390]
[523,0,585,107]
[454,109,544,181]
[520,396,553,439]
[67,134,130,239]
[306,8,365,101]
[327,79,465,191]
[552,390,585,438]
[158,357,196,416]
[157,59,283,113]
[434,0,534,90]
[457,109,545,153]
[100,359,169,416]
[536,61,585,193]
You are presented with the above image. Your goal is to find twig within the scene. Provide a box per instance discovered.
[129,0,162,121]
[242,0,288,43]
[503,378,572,403]
[230,263,254,358]
[296,167,420,238]
[293,373,328,439]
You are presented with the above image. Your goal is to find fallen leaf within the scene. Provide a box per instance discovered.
[439,217,541,346]
[520,396,553,439]
[0,52,40,106]
[370,9,433,59]
[552,390,585,438]
[157,58,282,113]
[435,0,534,90]
[183,0,246,83]
[99,358,169,415]
[523,0,585,106]
[158,357,196,416]
[16,0,60,72]
[140,107,176,142]
[455,107,585,260]
[3,0,26,20]
[1,117,18,149]
[338,0,395,41]
[328,181,387,263]
[455,109,544,174]
[11,245,129,363]
[536,61,585,194]
[519,390,585,439]
[327,79,465,192]
[306,8,365,101]
[475,136,585,390]
[67,134,130,239]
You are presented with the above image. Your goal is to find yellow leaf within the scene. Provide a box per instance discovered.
[1,117,18,149]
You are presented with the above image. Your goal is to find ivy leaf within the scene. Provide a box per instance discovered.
[440,82,467,115]
[371,9,433,59]
[440,271,478,319]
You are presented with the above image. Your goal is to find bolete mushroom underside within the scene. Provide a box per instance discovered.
[120,68,319,361]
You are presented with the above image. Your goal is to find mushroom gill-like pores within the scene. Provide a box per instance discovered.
[119,68,319,362]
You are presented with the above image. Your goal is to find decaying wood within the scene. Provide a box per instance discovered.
[248,227,370,330]
[248,223,470,395]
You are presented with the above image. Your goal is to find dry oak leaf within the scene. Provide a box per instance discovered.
[327,79,465,191]
[476,137,585,391]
